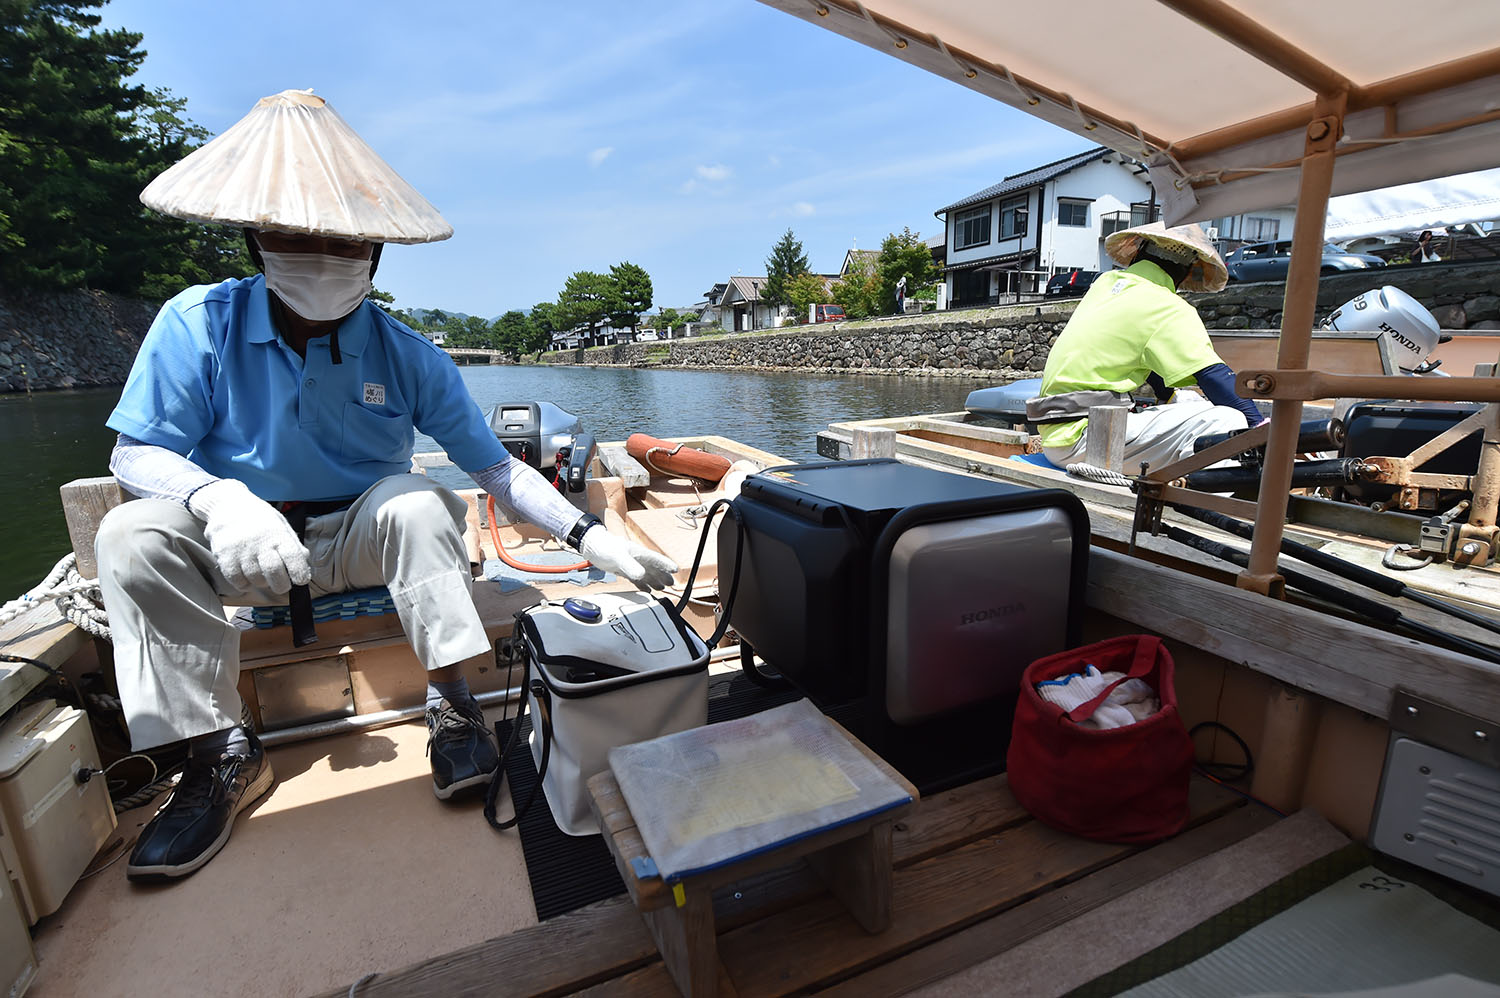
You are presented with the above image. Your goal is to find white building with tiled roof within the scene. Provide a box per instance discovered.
[937,146,1295,307]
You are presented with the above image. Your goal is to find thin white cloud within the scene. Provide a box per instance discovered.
[792,201,815,216]
[767,153,781,168]
[589,146,614,167]
[695,163,731,182]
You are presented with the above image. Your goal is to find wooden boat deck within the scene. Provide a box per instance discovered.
[3,431,1490,995]
[305,775,1349,997]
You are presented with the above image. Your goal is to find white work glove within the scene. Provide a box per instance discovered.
[579,525,678,591]
[188,479,311,594]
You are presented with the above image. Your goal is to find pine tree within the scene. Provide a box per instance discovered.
[0,1,150,290]
[608,261,653,332]
[763,229,810,309]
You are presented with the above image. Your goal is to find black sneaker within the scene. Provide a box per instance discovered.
[426,697,499,800]
[126,731,274,882]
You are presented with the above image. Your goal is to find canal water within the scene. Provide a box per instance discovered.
[1,365,998,600]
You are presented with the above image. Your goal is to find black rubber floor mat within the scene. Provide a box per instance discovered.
[493,671,802,921]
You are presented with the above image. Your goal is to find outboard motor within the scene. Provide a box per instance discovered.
[486,401,597,493]
[1324,285,1447,374]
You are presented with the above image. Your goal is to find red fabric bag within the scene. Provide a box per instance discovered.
[1006,634,1194,844]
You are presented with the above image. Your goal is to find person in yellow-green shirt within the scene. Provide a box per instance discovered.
[1030,221,1265,472]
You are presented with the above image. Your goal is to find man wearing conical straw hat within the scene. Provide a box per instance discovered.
[93,90,676,882]
[1029,221,1265,471]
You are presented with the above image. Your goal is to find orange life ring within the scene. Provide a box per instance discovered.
[626,434,732,484]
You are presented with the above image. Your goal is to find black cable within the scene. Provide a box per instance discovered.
[1160,523,1500,665]
[0,650,64,676]
[3,650,87,712]
[1188,720,1254,781]
[1171,503,1500,639]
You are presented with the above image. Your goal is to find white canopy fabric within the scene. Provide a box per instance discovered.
[1324,169,1500,241]
[758,1,1500,225]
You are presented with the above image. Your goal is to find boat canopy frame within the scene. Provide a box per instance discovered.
[759,0,1500,594]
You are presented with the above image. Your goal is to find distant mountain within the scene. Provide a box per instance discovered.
[407,307,475,326]
[405,307,531,326]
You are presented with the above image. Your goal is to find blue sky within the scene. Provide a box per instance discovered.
[98,0,1085,317]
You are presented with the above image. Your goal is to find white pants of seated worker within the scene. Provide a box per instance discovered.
[95,474,486,751]
[1043,392,1249,473]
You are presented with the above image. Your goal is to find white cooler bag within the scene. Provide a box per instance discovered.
[486,591,710,836]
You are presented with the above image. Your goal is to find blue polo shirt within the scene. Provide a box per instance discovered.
[108,275,508,502]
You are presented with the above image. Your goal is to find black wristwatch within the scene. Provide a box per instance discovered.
[566,513,602,551]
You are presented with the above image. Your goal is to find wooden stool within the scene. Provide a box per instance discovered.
[587,723,918,997]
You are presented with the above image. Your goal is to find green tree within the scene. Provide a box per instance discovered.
[763,228,810,310]
[876,226,938,314]
[653,307,681,334]
[368,287,397,311]
[0,0,150,290]
[493,309,534,359]
[556,270,619,339]
[529,301,560,352]
[785,272,831,324]
[608,261,653,332]
[829,252,880,319]
[443,314,494,349]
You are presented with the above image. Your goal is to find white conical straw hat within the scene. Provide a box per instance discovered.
[1104,221,1227,293]
[139,89,452,244]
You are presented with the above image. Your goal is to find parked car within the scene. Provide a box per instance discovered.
[1223,240,1386,282]
[1044,269,1100,297]
[808,303,846,323]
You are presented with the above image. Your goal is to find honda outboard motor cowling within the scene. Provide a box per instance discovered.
[486,401,597,494]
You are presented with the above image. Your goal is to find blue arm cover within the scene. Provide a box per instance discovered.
[1194,363,1264,426]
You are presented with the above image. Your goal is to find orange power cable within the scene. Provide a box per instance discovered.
[486,494,591,574]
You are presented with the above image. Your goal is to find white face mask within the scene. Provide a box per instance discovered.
[259,249,372,322]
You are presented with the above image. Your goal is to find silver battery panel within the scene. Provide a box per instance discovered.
[885,508,1074,725]
[1371,736,1500,897]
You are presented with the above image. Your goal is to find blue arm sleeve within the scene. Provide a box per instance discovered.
[1194,363,1264,426]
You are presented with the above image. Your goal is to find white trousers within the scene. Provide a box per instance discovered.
[1043,393,1249,474]
[95,475,489,750]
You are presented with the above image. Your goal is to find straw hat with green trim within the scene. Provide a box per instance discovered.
[139,89,452,244]
[1104,221,1227,293]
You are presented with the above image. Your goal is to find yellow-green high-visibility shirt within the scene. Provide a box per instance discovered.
[1038,260,1223,450]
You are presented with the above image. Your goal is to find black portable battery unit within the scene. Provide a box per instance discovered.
[717,459,1089,790]
[1339,400,1483,509]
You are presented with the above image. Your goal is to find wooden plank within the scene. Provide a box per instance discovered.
[318,774,1236,998]
[1087,545,1500,721]
[817,801,1278,998]
[895,809,1350,998]
[806,821,895,933]
[600,445,651,488]
[852,426,897,459]
[702,780,1246,996]
[643,884,720,998]
[1208,330,1393,378]
[308,894,659,998]
[571,960,741,998]
[0,602,89,715]
[331,768,1045,997]
[59,476,131,579]
[1084,405,1127,473]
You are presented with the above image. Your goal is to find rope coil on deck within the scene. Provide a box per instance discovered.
[1,552,111,639]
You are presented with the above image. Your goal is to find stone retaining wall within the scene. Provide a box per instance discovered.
[1188,260,1500,331]
[4,260,1498,392]
[544,260,1500,376]
[0,289,157,392]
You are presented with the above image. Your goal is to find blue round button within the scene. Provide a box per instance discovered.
[562,598,601,622]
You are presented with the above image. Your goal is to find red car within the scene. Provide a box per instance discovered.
[809,304,847,323]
